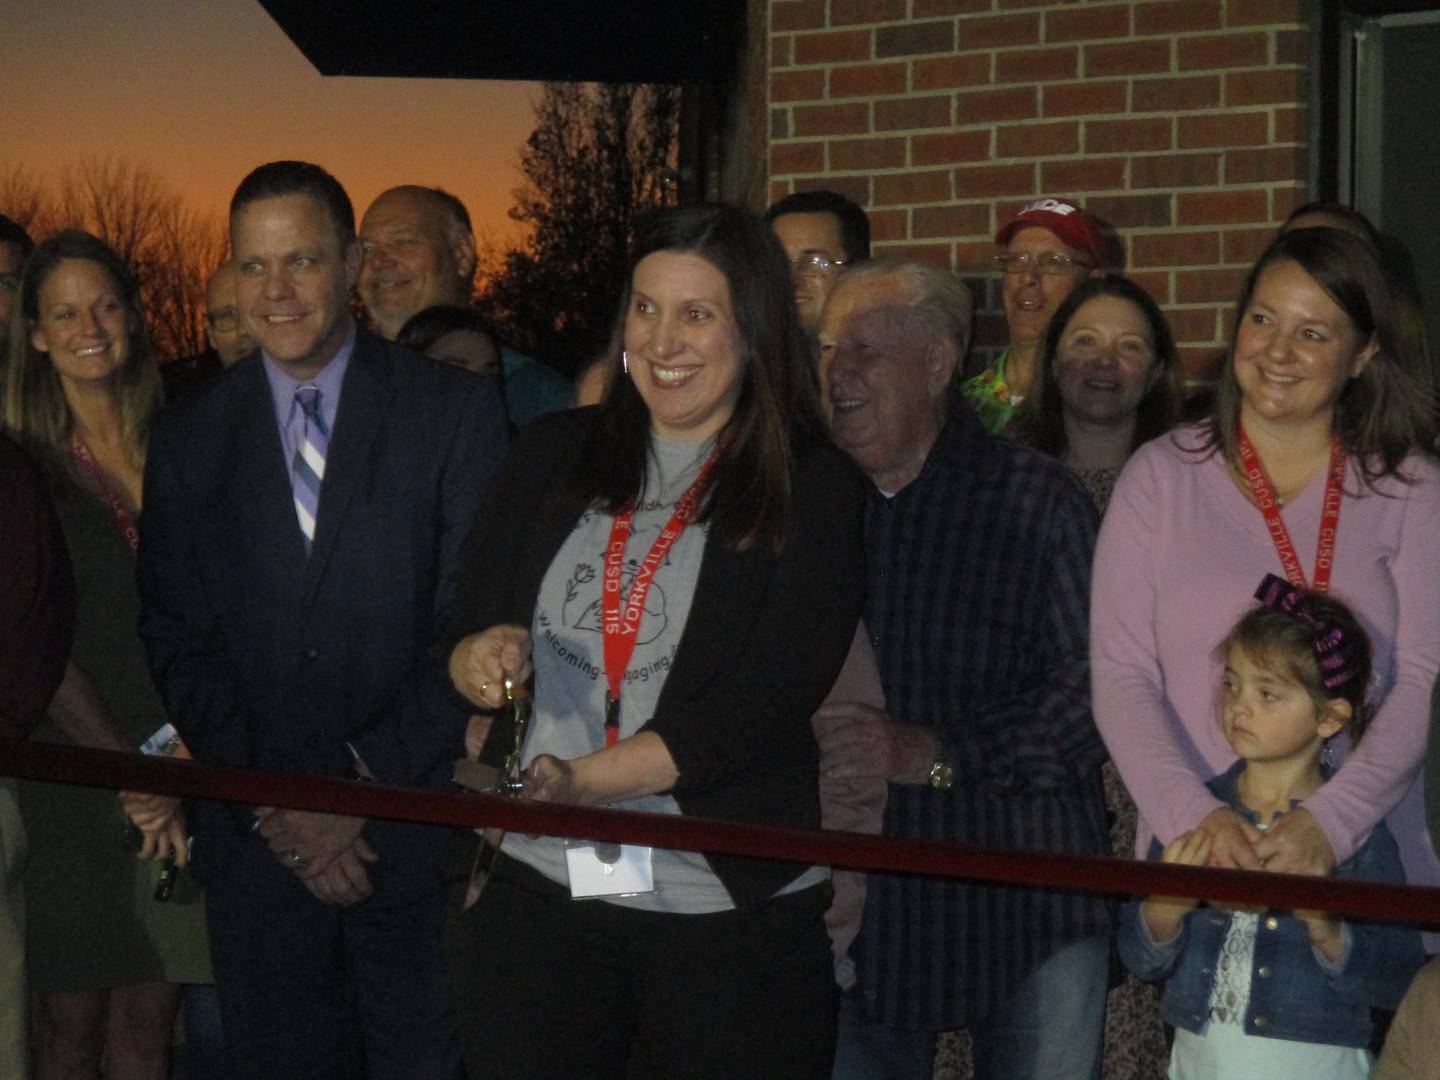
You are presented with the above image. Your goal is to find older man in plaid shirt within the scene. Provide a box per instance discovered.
[815,258,1113,1080]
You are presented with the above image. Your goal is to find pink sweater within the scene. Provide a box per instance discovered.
[1092,427,1440,888]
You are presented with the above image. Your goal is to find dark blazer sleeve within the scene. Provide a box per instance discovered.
[344,366,510,785]
[137,407,261,773]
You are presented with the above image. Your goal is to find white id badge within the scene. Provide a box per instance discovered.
[564,841,654,898]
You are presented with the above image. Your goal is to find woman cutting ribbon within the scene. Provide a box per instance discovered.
[1091,227,1440,902]
[441,203,866,1079]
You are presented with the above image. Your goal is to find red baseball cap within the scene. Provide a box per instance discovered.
[995,198,1111,269]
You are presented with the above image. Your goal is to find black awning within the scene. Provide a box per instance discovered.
[258,0,745,86]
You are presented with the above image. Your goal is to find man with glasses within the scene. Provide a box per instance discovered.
[765,190,871,340]
[204,261,256,370]
[963,198,1110,431]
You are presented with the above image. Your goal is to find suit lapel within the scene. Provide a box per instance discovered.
[300,333,389,608]
[230,359,309,595]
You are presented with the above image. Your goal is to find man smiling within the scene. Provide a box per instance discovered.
[138,161,507,1080]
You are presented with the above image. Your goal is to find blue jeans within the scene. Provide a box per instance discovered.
[833,936,1109,1080]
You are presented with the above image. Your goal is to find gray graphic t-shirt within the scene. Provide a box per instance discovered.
[503,435,730,912]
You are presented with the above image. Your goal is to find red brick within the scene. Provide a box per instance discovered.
[1225,146,1306,184]
[1274,106,1306,143]
[829,62,908,99]
[1129,270,1173,303]
[957,86,1038,123]
[793,102,870,137]
[1177,111,1268,149]
[771,35,793,69]
[915,54,992,90]
[915,0,990,14]
[997,46,1080,83]
[769,180,792,205]
[771,69,826,103]
[1043,80,1128,117]
[873,241,953,269]
[771,0,824,32]
[1088,193,1172,228]
[1132,75,1222,112]
[828,137,906,171]
[1182,345,1227,381]
[1225,0,1305,26]
[912,130,992,166]
[795,175,871,205]
[1130,152,1221,189]
[875,94,954,131]
[1133,230,1221,267]
[955,240,1001,272]
[794,29,872,65]
[831,0,906,26]
[1084,40,1172,78]
[1045,4,1131,43]
[1176,188,1269,225]
[1271,185,1308,220]
[913,204,992,238]
[957,13,1041,50]
[996,120,1081,158]
[954,162,1039,198]
[1166,306,1221,343]
[868,208,907,243]
[873,169,954,206]
[1275,29,1307,65]
[1135,0,1223,35]
[1226,68,1306,107]
[1179,32,1268,70]
[771,108,791,140]
[1042,157,1127,192]
[770,142,826,175]
[876,20,956,57]
[1177,267,1249,303]
[1223,227,1276,264]
[1087,116,1173,153]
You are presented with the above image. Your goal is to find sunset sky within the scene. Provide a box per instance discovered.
[6,0,540,247]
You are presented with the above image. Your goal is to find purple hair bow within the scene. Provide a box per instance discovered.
[1253,574,1360,691]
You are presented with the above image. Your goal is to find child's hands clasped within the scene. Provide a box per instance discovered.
[1141,828,1215,944]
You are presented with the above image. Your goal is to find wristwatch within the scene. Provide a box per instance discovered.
[928,757,954,791]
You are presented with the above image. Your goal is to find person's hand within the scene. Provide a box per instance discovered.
[1255,807,1336,876]
[255,808,367,879]
[814,702,937,785]
[464,714,494,761]
[449,625,533,710]
[1195,806,1265,870]
[121,792,191,866]
[1142,829,1213,944]
[298,838,379,907]
[523,754,578,805]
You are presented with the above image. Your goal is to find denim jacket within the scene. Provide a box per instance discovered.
[1117,761,1426,1048]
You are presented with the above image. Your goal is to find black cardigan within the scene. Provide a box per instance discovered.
[443,407,868,907]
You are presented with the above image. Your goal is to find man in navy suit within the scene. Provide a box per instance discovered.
[137,161,508,1079]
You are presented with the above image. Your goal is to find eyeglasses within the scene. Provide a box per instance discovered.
[791,253,847,279]
[206,308,238,331]
[991,252,1094,276]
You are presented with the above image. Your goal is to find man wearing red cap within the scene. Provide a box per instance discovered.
[962,198,1109,432]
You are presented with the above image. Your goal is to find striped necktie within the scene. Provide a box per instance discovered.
[291,385,327,554]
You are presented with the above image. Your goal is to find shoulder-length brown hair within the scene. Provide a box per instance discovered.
[3,230,163,463]
[1016,274,1183,459]
[578,203,824,552]
[1200,227,1436,485]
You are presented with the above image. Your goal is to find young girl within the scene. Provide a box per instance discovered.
[1119,574,1426,1079]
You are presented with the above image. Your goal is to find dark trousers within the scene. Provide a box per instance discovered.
[203,835,461,1080]
[444,854,837,1080]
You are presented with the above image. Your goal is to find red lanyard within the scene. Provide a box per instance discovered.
[601,448,722,746]
[70,437,140,559]
[1236,424,1345,594]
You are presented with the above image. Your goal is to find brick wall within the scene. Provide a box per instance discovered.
[764,0,1312,377]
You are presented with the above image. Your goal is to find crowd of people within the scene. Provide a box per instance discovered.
[1,159,1439,1080]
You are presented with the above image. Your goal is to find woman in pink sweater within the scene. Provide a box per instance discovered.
[1092,226,1440,895]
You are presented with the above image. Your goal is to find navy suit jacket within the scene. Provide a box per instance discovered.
[137,328,508,895]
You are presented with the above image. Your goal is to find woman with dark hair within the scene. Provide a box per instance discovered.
[440,203,866,1078]
[1092,227,1440,920]
[396,303,504,380]
[1016,274,1183,513]
[3,230,211,1077]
